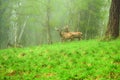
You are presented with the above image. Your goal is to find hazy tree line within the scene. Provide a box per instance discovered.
[0,0,111,49]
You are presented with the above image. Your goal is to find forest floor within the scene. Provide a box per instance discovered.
[0,39,120,80]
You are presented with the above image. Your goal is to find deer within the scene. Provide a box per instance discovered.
[56,26,82,42]
[63,26,82,40]
[55,28,73,42]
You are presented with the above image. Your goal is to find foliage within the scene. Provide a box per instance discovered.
[0,40,120,80]
[0,0,111,49]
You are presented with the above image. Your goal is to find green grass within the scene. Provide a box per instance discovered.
[0,40,120,80]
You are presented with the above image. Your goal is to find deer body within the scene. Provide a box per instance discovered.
[59,30,73,41]
[56,28,82,42]
[63,25,82,40]
[70,32,82,40]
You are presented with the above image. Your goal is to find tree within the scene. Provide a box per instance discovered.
[46,0,52,44]
[105,0,120,39]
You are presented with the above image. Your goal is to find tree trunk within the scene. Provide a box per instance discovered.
[105,0,120,39]
[18,16,29,44]
[46,0,52,44]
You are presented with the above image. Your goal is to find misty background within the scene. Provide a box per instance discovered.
[0,0,111,49]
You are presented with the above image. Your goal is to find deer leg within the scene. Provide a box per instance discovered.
[61,38,65,42]
[70,38,73,41]
[61,38,63,42]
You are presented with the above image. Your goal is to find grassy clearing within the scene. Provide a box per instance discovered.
[0,40,120,80]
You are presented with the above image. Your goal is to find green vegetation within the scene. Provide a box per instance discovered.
[0,40,120,80]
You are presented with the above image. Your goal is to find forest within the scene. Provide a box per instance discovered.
[0,0,120,80]
[0,0,113,48]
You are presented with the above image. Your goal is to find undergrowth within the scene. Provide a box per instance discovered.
[0,40,120,80]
